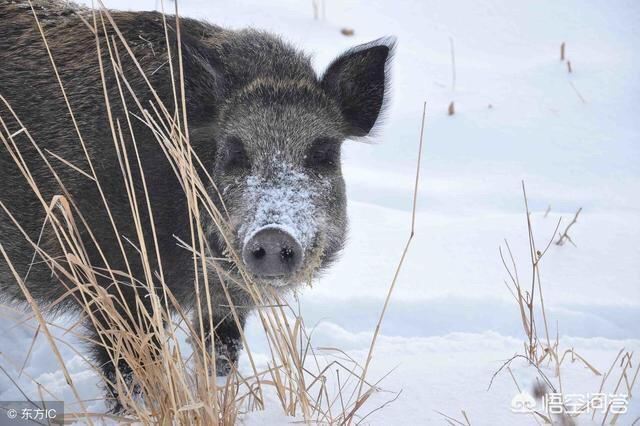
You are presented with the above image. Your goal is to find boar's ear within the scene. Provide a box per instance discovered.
[320,37,395,137]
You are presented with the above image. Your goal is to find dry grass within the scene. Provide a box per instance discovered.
[555,207,582,246]
[435,409,472,426]
[494,183,639,424]
[0,2,425,424]
[448,37,456,116]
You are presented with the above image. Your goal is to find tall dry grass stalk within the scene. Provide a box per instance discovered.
[0,1,424,424]
[499,182,560,370]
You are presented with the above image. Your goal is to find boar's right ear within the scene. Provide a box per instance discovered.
[320,37,395,138]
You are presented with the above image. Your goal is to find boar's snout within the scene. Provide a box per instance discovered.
[242,227,303,278]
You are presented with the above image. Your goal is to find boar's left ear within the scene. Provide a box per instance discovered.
[320,37,395,137]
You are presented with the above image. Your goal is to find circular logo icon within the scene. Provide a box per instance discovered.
[511,392,536,413]
[6,408,18,419]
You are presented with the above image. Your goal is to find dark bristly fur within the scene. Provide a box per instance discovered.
[0,0,393,411]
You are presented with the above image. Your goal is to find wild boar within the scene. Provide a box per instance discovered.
[0,0,393,409]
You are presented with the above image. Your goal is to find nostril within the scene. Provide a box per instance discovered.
[280,247,295,262]
[252,246,266,260]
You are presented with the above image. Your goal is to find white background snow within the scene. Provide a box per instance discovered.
[1,0,639,424]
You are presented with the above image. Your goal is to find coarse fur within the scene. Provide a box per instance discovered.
[0,0,394,411]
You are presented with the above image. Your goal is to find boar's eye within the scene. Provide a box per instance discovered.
[219,136,250,172]
[305,138,340,172]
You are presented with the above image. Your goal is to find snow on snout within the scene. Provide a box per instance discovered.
[240,163,317,252]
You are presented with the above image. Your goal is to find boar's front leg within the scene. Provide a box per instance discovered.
[86,303,163,413]
[193,310,247,376]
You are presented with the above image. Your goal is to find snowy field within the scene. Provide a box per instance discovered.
[1,0,640,424]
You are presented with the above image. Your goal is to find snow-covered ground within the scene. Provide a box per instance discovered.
[1,0,640,424]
